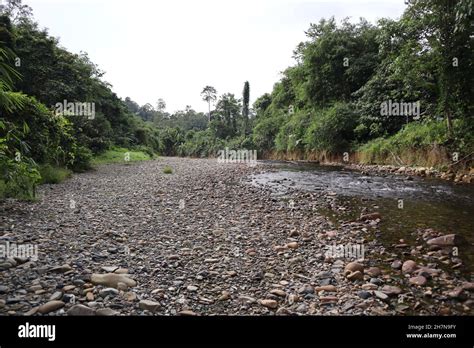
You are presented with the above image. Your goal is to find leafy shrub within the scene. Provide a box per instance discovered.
[304,102,358,153]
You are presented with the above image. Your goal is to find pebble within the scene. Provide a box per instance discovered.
[96,308,119,316]
[402,260,417,274]
[139,300,161,313]
[38,301,65,314]
[346,271,364,281]
[344,262,364,274]
[409,276,427,286]
[91,273,136,289]
[260,299,278,309]
[67,304,96,316]
[357,291,372,299]
[381,286,402,296]
[99,288,119,298]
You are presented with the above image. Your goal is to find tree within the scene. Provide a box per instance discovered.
[242,81,250,135]
[212,93,241,138]
[403,0,474,136]
[156,98,166,112]
[0,0,32,24]
[201,85,217,123]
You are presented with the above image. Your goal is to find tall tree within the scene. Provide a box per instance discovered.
[200,85,217,123]
[242,81,250,135]
[156,98,166,112]
[404,0,474,135]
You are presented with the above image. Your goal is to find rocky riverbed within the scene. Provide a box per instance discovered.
[0,158,472,316]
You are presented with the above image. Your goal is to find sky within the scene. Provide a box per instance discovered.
[24,0,406,113]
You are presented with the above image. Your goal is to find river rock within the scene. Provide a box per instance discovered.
[91,273,136,289]
[381,285,402,296]
[346,271,364,281]
[427,234,464,247]
[315,285,337,293]
[49,264,73,273]
[96,308,119,316]
[344,262,364,274]
[270,289,287,297]
[38,301,65,314]
[409,276,427,286]
[139,300,161,313]
[374,291,389,301]
[298,284,314,294]
[391,260,402,270]
[358,291,372,299]
[99,288,119,298]
[67,304,96,316]
[260,299,278,309]
[286,242,299,249]
[402,260,417,274]
[366,267,381,277]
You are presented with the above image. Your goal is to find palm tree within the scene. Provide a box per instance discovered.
[0,46,23,111]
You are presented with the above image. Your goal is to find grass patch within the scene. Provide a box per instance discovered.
[357,119,453,167]
[163,166,173,174]
[39,165,72,184]
[92,147,153,165]
[0,179,37,201]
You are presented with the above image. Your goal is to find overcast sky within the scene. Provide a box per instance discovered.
[25,0,406,113]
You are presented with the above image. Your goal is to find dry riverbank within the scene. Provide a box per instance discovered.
[0,158,472,316]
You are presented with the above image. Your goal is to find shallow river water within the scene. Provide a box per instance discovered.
[251,161,474,275]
